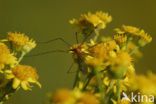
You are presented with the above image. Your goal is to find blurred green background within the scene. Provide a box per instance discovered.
[0,0,156,104]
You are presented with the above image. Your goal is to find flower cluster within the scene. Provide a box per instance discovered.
[46,89,100,104]
[0,32,40,103]
[46,11,155,104]
[70,11,112,37]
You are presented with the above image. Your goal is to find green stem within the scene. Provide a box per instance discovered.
[104,79,114,104]
[129,46,139,55]
[110,80,114,90]
[17,52,26,64]
[0,52,25,103]
[94,67,105,103]
[73,69,79,88]
[116,79,121,101]
[126,39,131,51]
[82,74,93,91]
[0,81,18,103]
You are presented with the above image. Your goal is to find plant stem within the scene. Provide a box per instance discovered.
[82,74,93,91]
[116,79,121,101]
[17,52,26,64]
[130,46,139,55]
[73,69,79,88]
[94,67,105,103]
[126,39,131,51]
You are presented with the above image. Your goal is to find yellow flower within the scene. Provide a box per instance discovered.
[0,43,10,54]
[0,42,17,72]
[6,65,41,90]
[105,40,119,51]
[96,11,112,23]
[90,43,107,59]
[69,11,112,35]
[85,55,103,66]
[121,25,152,44]
[85,41,119,67]
[7,32,36,52]
[77,93,100,104]
[85,12,104,28]
[121,25,140,36]
[126,72,156,97]
[0,54,17,71]
[111,51,132,66]
[51,89,75,104]
[114,34,127,43]
[138,29,152,43]
[108,51,132,79]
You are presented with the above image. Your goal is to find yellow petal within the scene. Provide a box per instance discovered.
[6,74,15,79]
[36,81,42,88]
[5,70,12,73]
[12,78,21,89]
[21,81,31,90]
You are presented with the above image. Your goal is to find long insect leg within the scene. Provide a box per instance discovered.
[67,62,76,74]
[37,37,71,48]
[75,32,79,44]
[25,49,67,57]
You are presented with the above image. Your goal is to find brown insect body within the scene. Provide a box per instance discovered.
[70,47,88,74]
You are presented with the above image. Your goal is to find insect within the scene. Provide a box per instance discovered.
[27,27,98,74]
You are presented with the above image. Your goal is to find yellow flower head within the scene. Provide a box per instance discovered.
[125,72,156,97]
[111,51,132,66]
[121,25,140,36]
[121,25,152,44]
[51,89,74,103]
[70,11,112,35]
[6,65,41,90]
[85,41,118,67]
[49,89,100,104]
[78,93,100,104]
[95,11,112,23]
[114,34,127,43]
[85,55,104,67]
[90,43,107,59]
[7,32,36,52]
[0,43,10,54]
[0,42,17,72]
[0,54,17,72]
[105,40,118,51]
[138,29,152,44]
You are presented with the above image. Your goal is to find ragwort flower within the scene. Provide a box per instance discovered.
[6,65,41,90]
[114,34,127,43]
[7,32,36,52]
[70,11,112,35]
[0,43,17,72]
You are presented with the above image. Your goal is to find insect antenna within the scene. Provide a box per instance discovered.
[25,49,68,57]
[37,37,71,48]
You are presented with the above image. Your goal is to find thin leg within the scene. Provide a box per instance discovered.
[25,49,67,57]
[67,62,75,74]
[75,32,79,44]
[37,37,71,47]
